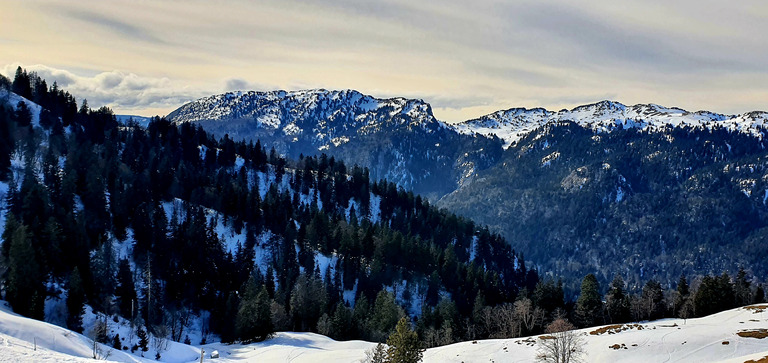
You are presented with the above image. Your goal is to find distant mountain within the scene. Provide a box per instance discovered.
[168,90,768,287]
[115,114,153,128]
[456,100,768,148]
[440,120,768,288]
[167,89,503,198]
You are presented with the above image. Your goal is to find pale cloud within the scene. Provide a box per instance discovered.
[0,0,766,121]
[1,64,208,115]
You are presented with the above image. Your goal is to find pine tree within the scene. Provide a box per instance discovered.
[674,275,690,315]
[0,104,13,181]
[137,326,149,356]
[386,317,422,363]
[66,267,86,333]
[353,294,372,339]
[754,284,766,304]
[532,278,565,316]
[734,267,752,307]
[112,333,122,350]
[371,290,404,341]
[641,280,665,320]
[605,275,630,324]
[235,278,273,343]
[13,101,32,128]
[5,223,44,319]
[115,258,137,319]
[330,302,353,340]
[574,273,603,328]
[12,67,32,99]
[90,240,116,313]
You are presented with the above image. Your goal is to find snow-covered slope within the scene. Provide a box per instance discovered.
[5,301,768,362]
[209,304,768,363]
[0,301,149,362]
[457,100,768,148]
[0,88,43,126]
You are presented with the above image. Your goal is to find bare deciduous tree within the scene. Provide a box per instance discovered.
[515,297,544,335]
[167,307,191,342]
[89,316,112,360]
[494,303,519,338]
[360,342,387,363]
[536,319,585,363]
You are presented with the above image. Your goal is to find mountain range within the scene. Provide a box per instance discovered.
[168,90,768,287]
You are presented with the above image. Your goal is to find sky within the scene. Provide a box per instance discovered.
[1,0,767,123]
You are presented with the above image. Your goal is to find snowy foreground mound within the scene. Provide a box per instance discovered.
[2,302,768,362]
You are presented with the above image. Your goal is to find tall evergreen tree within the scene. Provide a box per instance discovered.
[754,284,766,304]
[386,317,423,363]
[90,240,116,313]
[0,104,13,181]
[11,66,32,99]
[115,258,137,319]
[641,279,665,320]
[5,224,44,319]
[674,275,693,319]
[66,267,85,333]
[574,273,603,328]
[734,267,752,307]
[13,101,32,128]
[235,277,273,343]
[605,275,630,324]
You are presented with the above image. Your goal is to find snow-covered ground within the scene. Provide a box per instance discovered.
[3,300,768,362]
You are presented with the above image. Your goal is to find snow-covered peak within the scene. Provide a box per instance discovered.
[457,100,768,148]
[166,89,448,151]
[168,89,440,130]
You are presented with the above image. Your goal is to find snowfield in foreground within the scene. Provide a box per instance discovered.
[2,301,768,362]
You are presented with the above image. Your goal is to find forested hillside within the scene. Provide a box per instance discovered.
[440,120,768,289]
[0,68,535,346]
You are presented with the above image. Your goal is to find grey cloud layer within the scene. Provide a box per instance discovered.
[2,65,205,113]
[3,0,766,119]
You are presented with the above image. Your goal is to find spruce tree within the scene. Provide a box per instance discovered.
[574,273,603,327]
[386,317,422,363]
[12,66,32,99]
[734,267,752,307]
[137,326,149,356]
[0,104,13,181]
[5,224,44,319]
[371,290,404,340]
[641,280,665,320]
[605,275,630,324]
[13,101,32,128]
[115,258,137,319]
[235,278,273,342]
[66,267,86,333]
[754,284,766,304]
[674,275,690,315]
[90,240,116,313]
[330,302,353,340]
